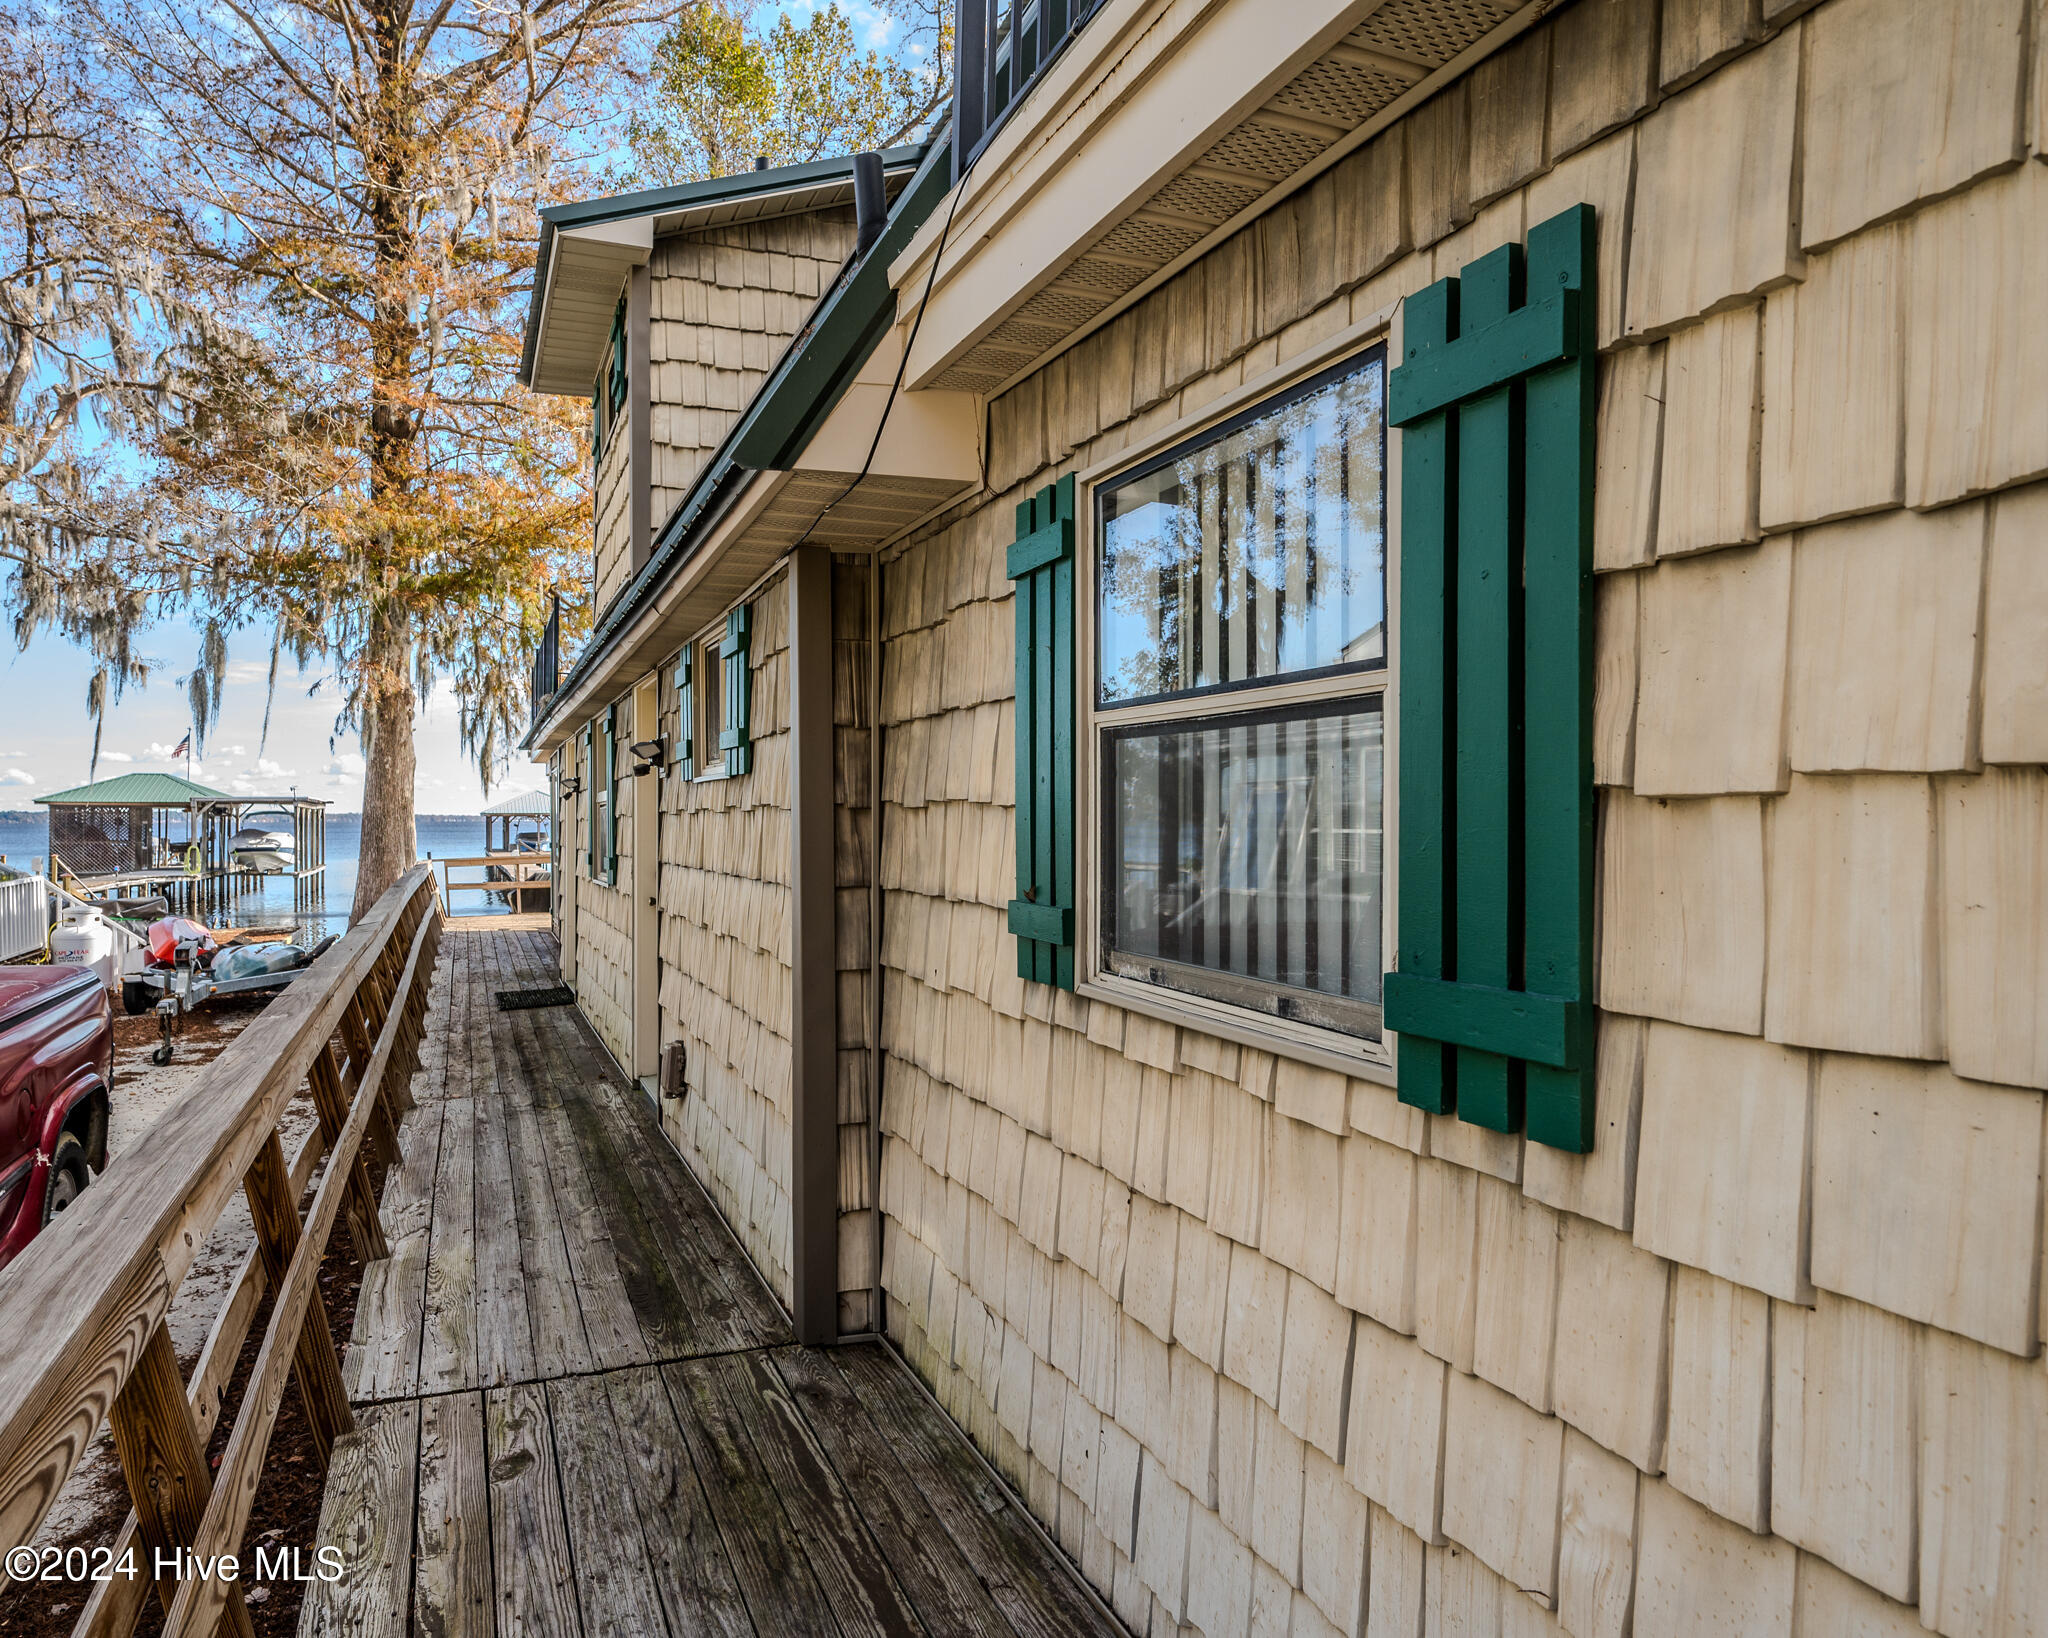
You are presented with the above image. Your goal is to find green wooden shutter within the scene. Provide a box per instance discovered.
[719,605,752,777]
[674,647,695,780]
[601,705,618,883]
[1006,476,1076,988]
[1382,203,1598,1154]
[580,724,595,877]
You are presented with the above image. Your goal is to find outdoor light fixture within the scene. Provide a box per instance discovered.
[559,776,583,796]
[630,738,665,776]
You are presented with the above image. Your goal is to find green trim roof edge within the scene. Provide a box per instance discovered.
[524,130,956,751]
[35,771,233,805]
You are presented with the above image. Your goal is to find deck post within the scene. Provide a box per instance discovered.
[308,1044,390,1261]
[108,1324,258,1635]
[243,1132,355,1471]
[788,544,839,1344]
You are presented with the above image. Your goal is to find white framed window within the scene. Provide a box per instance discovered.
[1080,338,1392,1065]
[691,624,726,780]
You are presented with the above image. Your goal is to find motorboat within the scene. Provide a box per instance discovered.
[229,818,295,874]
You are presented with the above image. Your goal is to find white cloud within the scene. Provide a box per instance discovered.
[252,758,292,778]
[145,741,191,760]
[229,745,247,757]
[0,768,33,786]
[100,750,133,762]
[324,753,366,778]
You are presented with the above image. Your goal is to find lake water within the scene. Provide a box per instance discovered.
[0,811,519,940]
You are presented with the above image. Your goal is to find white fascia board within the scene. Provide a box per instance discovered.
[793,383,984,483]
[559,215,657,255]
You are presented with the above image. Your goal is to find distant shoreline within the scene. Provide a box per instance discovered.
[0,812,499,824]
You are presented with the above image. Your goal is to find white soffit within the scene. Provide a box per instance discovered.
[898,0,1558,396]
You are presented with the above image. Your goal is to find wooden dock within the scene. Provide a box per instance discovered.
[304,921,1119,1638]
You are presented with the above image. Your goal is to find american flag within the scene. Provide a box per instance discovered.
[172,732,190,759]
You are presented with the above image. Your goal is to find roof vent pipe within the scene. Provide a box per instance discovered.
[754,155,768,171]
[852,151,886,256]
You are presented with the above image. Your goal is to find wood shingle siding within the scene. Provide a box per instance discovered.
[654,569,796,1302]
[647,211,856,522]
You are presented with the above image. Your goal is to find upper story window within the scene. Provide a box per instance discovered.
[593,293,627,458]
[1089,346,1389,1046]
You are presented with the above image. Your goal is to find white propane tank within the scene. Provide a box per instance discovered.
[50,905,118,991]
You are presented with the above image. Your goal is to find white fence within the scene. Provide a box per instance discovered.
[0,874,46,962]
[0,874,147,971]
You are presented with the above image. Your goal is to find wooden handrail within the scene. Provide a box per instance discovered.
[431,853,551,915]
[0,863,440,1595]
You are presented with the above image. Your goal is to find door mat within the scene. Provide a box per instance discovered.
[496,985,576,1012]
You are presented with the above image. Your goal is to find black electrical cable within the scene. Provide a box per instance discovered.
[791,122,986,551]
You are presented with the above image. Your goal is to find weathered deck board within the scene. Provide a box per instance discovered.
[418,1088,479,1393]
[600,1364,756,1638]
[414,1391,493,1638]
[663,1355,845,1635]
[312,923,1120,1638]
[715,1348,928,1637]
[484,1382,582,1637]
[773,1346,1022,1638]
[833,1344,1119,1638]
[544,1371,677,1638]
[472,1055,537,1388]
[299,1400,420,1638]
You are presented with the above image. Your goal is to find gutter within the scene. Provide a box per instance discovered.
[523,132,957,751]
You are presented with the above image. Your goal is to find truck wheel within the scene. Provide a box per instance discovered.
[41,1133,89,1225]
[122,980,152,1017]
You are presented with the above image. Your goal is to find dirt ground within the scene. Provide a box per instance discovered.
[0,990,377,1638]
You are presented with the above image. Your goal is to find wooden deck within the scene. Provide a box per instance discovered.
[303,922,1120,1638]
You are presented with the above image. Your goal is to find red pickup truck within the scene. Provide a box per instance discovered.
[0,965,112,1271]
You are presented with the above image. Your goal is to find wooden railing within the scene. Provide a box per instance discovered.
[0,864,440,1638]
[951,0,1104,173]
[530,590,561,727]
[431,852,551,916]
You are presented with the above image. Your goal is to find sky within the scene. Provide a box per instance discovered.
[0,614,544,813]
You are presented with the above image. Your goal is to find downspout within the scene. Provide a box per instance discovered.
[868,552,886,1340]
[787,545,839,1345]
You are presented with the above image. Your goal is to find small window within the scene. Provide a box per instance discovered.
[1091,346,1389,1043]
[692,628,726,780]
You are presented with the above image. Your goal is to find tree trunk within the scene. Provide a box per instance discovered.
[352,5,419,925]
[350,602,417,921]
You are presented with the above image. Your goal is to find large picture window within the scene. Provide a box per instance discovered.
[1090,345,1388,1043]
